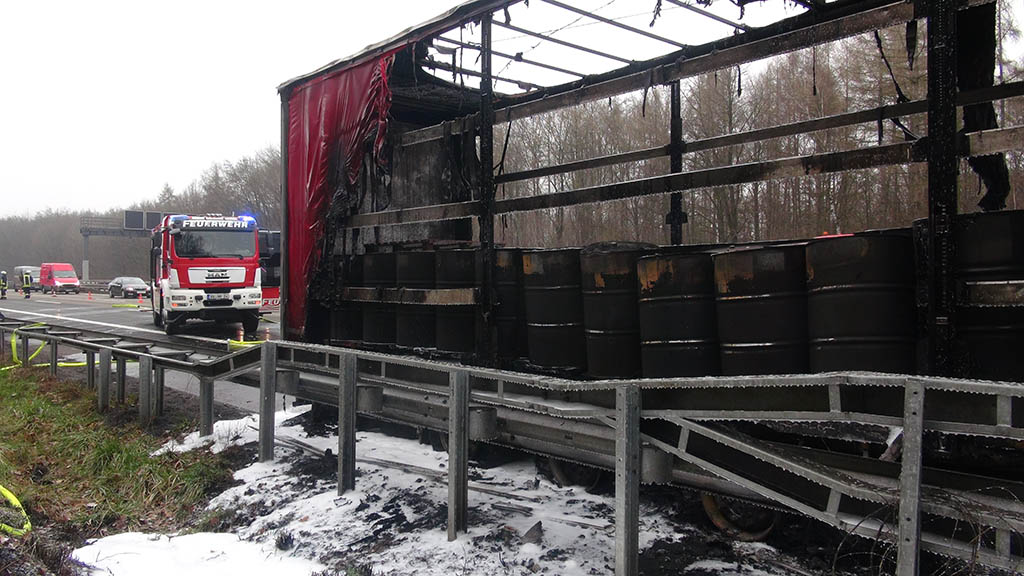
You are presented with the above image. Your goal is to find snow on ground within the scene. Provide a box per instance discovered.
[74,407,799,576]
[73,532,325,575]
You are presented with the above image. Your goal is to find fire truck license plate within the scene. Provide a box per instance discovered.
[206,293,231,300]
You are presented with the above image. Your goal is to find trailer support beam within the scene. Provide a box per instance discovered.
[926,0,960,377]
[154,366,164,416]
[115,357,126,404]
[259,341,277,462]
[98,349,111,411]
[200,375,214,437]
[447,370,470,541]
[668,80,684,244]
[49,339,58,375]
[338,353,358,493]
[615,384,641,576]
[86,350,96,389]
[138,356,153,427]
[897,380,926,576]
[478,13,497,364]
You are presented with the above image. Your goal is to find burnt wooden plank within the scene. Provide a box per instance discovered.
[347,124,1022,228]
[344,200,480,228]
[343,287,477,306]
[495,140,921,213]
[495,145,671,184]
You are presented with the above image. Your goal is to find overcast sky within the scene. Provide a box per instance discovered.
[1,1,1019,219]
[0,0,463,218]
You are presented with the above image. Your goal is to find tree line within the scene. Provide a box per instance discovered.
[0,147,281,281]
[495,9,1023,248]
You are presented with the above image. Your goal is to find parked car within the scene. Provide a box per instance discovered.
[40,263,81,294]
[108,277,151,299]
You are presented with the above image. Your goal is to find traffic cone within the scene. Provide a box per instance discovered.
[87,291,93,300]
[52,288,57,297]
[137,294,144,305]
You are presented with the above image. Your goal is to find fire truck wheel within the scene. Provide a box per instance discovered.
[242,315,259,334]
[164,319,180,336]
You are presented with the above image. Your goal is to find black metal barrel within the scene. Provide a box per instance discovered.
[954,210,1024,382]
[714,244,808,375]
[580,242,653,378]
[522,248,586,371]
[435,249,479,353]
[638,251,719,377]
[806,233,916,373]
[396,251,436,348]
[495,248,527,359]
[334,254,364,342]
[361,251,396,344]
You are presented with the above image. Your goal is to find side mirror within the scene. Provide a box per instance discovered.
[169,228,180,236]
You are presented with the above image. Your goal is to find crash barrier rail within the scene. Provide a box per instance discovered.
[255,339,1024,576]
[0,320,260,430]
[1,318,1022,575]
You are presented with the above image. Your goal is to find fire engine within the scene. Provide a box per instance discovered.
[150,214,263,335]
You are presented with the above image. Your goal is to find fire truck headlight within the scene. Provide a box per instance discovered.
[171,295,187,302]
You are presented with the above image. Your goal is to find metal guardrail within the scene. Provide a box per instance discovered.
[0,320,260,429]
[255,339,1024,574]
[2,318,1022,574]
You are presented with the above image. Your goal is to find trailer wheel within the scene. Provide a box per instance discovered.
[701,493,776,542]
[544,457,609,492]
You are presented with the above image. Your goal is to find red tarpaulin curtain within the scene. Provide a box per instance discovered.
[285,51,397,338]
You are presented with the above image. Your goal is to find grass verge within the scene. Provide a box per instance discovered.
[0,367,237,536]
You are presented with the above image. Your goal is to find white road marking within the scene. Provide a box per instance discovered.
[0,306,226,346]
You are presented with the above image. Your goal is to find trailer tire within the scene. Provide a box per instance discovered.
[701,493,776,542]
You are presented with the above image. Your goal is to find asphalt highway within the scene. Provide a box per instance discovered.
[0,290,280,340]
[0,290,289,413]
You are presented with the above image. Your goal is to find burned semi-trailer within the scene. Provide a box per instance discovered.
[277,0,1024,571]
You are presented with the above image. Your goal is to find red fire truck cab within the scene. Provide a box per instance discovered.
[150,214,263,335]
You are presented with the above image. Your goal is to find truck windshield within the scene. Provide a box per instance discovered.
[174,230,256,259]
[54,270,76,278]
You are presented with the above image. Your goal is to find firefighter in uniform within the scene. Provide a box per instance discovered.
[22,270,32,299]
[0,271,7,299]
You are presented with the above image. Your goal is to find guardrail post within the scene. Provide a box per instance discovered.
[615,383,640,576]
[85,351,96,389]
[20,334,29,366]
[897,379,925,576]
[154,366,165,416]
[338,352,358,493]
[138,356,153,427]
[49,338,58,375]
[199,375,214,437]
[447,370,470,541]
[259,342,277,462]
[98,349,111,411]
[115,357,126,404]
